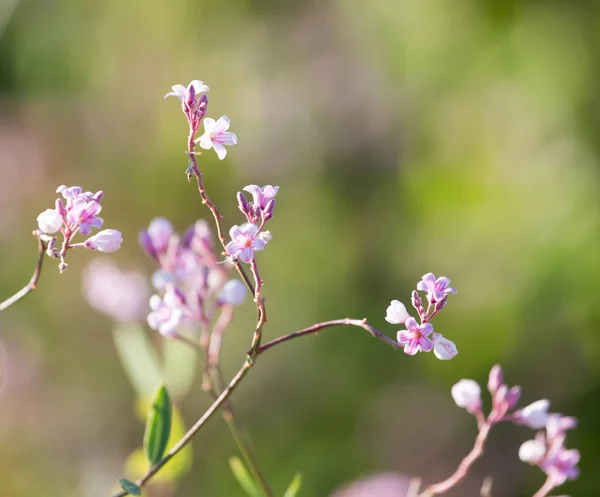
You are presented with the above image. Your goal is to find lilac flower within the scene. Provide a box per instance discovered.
[416,272,457,303]
[385,300,410,325]
[225,223,269,263]
[451,379,482,413]
[147,286,186,338]
[84,229,123,253]
[66,196,103,235]
[217,279,247,306]
[543,446,580,485]
[432,333,458,360]
[196,116,237,160]
[37,209,63,234]
[244,185,279,210]
[164,80,209,101]
[139,217,174,258]
[82,259,149,322]
[513,399,551,429]
[396,317,433,355]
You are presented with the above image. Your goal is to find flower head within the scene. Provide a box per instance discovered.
[84,229,123,253]
[416,272,457,304]
[385,300,410,325]
[225,223,269,263]
[196,116,237,160]
[396,317,433,355]
[451,379,482,413]
[147,285,186,338]
[65,196,103,235]
[164,80,209,101]
[513,399,551,429]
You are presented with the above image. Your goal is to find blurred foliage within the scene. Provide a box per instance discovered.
[0,0,599,496]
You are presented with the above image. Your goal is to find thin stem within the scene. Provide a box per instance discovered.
[420,422,492,495]
[247,259,267,359]
[112,361,253,497]
[212,367,273,497]
[257,318,402,355]
[531,476,556,497]
[0,235,47,311]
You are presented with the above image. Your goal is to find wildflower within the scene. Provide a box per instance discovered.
[66,196,103,235]
[196,116,237,160]
[84,229,123,253]
[519,438,547,464]
[513,399,551,429]
[385,300,409,325]
[139,217,174,258]
[164,80,209,101]
[451,379,482,413]
[416,272,457,304]
[396,317,433,355]
[225,223,268,263]
[147,286,186,338]
[37,209,63,234]
[432,333,458,360]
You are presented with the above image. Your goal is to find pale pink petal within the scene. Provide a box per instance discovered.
[396,330,413,343]
[214,115,231,132]
[403,340,419,355]
[239,247,254,263]
[212,142,227,160]
[418,336,433,352]
[203,117,217,133]
[385,300,410,324]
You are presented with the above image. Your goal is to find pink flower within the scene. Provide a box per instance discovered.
[385,300,410,324]
[147,285,186,338]
[225,223,269,263]
[139,217,174,258]
[513,399,551,429]
[164,80,209,101]
[84,229,123,253]
[37,208,63,234]
[396,317,433,355]
[66,196,103,235]
[432,333,458,360]
[451,379,482,413]
[416,272,457,303]
[196,116,237,160]
[238,185,279,223]
[243,185,279,210]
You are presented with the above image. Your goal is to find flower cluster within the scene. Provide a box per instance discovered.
[36,185,123,272]
[452,365,580,493]
[225,185,277,263]
[165,80,237,160]
[385,272,457,359]
[139,217,246,338]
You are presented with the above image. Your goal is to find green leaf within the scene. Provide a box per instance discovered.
[229,456,264,497]
[143,384,172,465]
[113,324,162,398]
[118,478,142,496]
[283,473,302,497]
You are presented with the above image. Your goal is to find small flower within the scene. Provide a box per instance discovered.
[225,223,268,263]
[385,300,410,324]
[432,333,458,360]
[488,364,504,394]
[519,438,547,464]
[66,196,103,235]
[416,272,457,303]
[396,317,433,355]
[164,80,209,101]
[243,185,279,210]
[37,208,63,234]
[139,217,174,258]
[513,399,551,429]
[196,116,237,160]
[451,379,482,413]
[84,229,123,253]
[147,286,186,338]
[217,279,247,306]
[543,447,580,486]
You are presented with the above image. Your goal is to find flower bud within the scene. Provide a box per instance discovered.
[451,379,482,414]
[217,279,247,306]
[84,229,123,253]
[37,209,63,234]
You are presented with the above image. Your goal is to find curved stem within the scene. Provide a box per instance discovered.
[420,422,492,495]
[531,476,556,497]
[0,236,47,311]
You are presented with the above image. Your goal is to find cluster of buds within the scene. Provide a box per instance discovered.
[225,185,277,263]
[36,185,123,272]
[452,365,580,493]
[385,272,458,359]
[165,80,237,160]
[139,217,246,339]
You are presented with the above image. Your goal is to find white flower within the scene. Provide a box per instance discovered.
[514,399,550,429]
[385,300,410,324]
[164,80,209,100]
[519,439,546,464]
[84,229,123,253]
[432,333,458,360]
[37,208,63,234]
[451,379,482,413]
[196,116,237,160]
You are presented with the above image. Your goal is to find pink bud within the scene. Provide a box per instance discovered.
[451,379,482,414]
[84,229,123,253]
[262,198,276,222]
[55,198,66,216]
[488,364,504,394]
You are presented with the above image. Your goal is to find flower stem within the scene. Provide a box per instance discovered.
[0,235,47,311]
[531,476,556,497]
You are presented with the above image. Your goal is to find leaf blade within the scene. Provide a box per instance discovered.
[283,473,302,497]
[143,384,172,465]
[228,456,264,497]
[118,478,142,496]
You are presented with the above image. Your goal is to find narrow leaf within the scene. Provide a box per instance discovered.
[283,473,302,497]
[143,384,172,465]
[118,478,142,496]
[229,456,263,497]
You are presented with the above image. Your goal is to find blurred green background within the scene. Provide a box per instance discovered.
[0,0,598,495]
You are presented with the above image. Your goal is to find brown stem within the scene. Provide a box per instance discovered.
[0,235,47,311]
[420,422,492,495]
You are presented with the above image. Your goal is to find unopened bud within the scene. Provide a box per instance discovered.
[262,198,276,222]
[237,191,250,216]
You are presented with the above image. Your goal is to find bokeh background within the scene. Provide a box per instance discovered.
[0,0,598,496]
